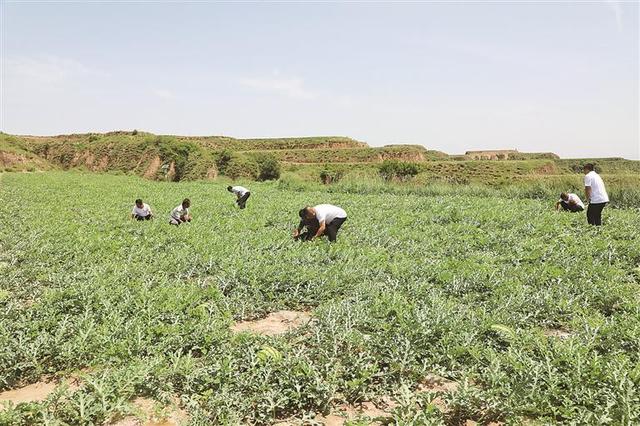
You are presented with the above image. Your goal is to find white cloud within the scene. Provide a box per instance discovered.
[4,55,103,85]
[239,75,318,100]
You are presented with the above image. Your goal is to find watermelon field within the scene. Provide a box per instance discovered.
[1,172,639,425]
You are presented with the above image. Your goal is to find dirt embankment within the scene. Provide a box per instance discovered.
[533,161,559,175]
[0,151,51,171]
[378,151,425,162]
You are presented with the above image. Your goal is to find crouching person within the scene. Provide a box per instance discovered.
[294,204,347,242]
[555,192,584,212]
[169,198,192,226]
[131,199,153,220]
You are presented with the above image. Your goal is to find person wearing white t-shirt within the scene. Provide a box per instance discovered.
[293,204,347,242]
[227,185,251,209]
[583,164,609,226]
[131,199,153,220]
[555,192,584,213]
[169,198,192,226]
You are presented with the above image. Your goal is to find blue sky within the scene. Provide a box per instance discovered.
[1,1,638,159]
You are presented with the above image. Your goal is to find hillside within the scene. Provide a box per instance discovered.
[1,131,638,184]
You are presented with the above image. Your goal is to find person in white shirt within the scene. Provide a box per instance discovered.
[583,164,609,226]
[131,199,153,220]
[555,192,584,213]
[227,186,251,209]
[293,204,347,242]
[169,198,192,226]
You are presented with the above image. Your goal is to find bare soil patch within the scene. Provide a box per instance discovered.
[231,310,311,336]
[109,397,187,426]
[97,156,110,171]
[144,156,162,179]
[418,374,459,393]
[0,152,29,167]
[417,374,460,412]
[543,328,572,339]
[205,167,218,179]
[274,400,395,426]
[166,161,176,181]
[0,376,80,411]
[323,401,394,425]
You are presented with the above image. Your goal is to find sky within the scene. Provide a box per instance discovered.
[1,1,638,159]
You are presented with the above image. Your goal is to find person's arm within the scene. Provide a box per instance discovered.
[131,213,136,219]
[555,201,561,211]
[313,220,326,239]
[293,220,304,237]
[584,175,591,203]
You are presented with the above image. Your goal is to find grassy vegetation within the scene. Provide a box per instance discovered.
[1,172,639,424]
[0,134,53,172]
[246,146,440,164]
[2,132,638,186]
[188,136,367,151]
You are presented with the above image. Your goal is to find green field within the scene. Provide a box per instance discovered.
[1,172,639,425]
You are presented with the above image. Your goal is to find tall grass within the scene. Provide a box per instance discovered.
[278,171,640,209]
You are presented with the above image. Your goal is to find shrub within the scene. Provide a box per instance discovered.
[153,136,199,181]
[254,153,281,181]
[319,166,345,184]
[378,160,420,181]
[225,156,259,180]
[216,150,234,175]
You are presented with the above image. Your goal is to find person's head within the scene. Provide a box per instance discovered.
[299,206,314,221]
[583,163,595,174]
[182,198,191,208]
[135,198,143,207]
[560,192,568,201]
[227,186,233,192]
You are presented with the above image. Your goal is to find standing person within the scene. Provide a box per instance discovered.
[169,198,192,226]
[555,192,584,213]
[294,204,347,242]
[131,199,153,220]
[227,185,251,209]
[583,164,609,226]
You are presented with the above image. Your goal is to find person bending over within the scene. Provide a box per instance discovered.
[583,164,609,226]
[555,192,584,213]
[131,199,153,220]
[227,186,251,209]
[294,204,347,242]
[169,198,192,226]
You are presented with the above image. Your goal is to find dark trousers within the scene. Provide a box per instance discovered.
[587,203,606,226]
[560,202,584,213]
[325,217,347,242]
[135,215,152,221]
[237,192,251,209]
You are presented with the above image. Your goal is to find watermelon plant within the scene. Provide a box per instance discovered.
[0,171,638,424]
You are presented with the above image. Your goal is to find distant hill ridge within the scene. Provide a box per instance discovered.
[2,131,638,182]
